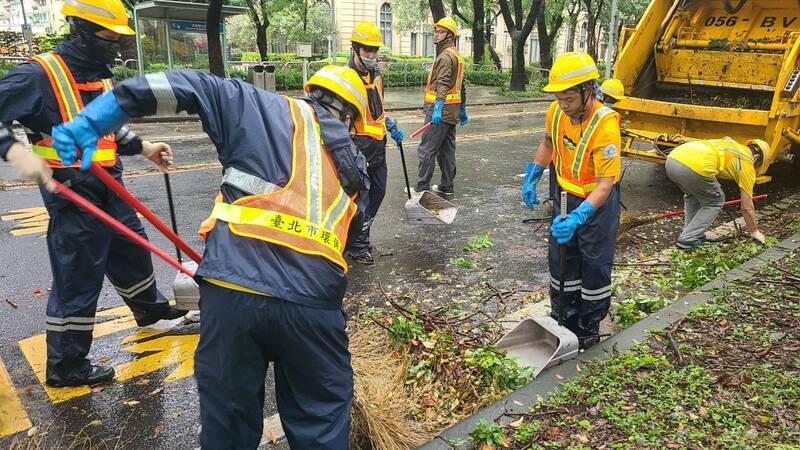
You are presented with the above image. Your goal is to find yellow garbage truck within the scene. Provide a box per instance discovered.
[613,0,800,180]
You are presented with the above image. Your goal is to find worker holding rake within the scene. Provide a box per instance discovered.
[522,52,622,349]
[0,0,186,388]
[51,65,369,449]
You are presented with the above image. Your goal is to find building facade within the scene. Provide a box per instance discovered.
[0,0,66,34]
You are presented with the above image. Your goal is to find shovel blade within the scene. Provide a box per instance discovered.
[495,316,579,377]
[404,191,457,225]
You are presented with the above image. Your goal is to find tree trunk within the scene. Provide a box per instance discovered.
[256,23,268,61]
[429,0,445,22]
[207,0,224,77]
[536,9,553,70]
[472,0,485,64]
[586,24,597,60]
[484,14,502,69]
[509,39,527,90]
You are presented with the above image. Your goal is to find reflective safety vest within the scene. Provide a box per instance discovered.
[703,138,753,173]
[424,47,464,105]
[198,97,359,272]
[355,73,386,140]
[30,52,117,168]
[550,104,617,198]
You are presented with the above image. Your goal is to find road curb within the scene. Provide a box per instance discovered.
[417,232,800,449]
[131,98,551,124]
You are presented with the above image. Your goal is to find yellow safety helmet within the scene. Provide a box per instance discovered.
[601,78,625,100]
[435,17,458,36]
[62,0,134,35]
[351,21,382,48]
[305,65,368,131]
[746,138,771,169]
[543,52,600,93]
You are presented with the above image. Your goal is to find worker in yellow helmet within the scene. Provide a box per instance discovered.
[347,21,405,265]
[600,78,625,105]
[51,64,370,448]
[411,16,467,197]
[665,138,769,249]
[0,0,185,388]
[522,52,622,349]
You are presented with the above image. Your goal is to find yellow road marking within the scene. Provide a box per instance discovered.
[116,334,198,384]
[0,356,33,438]
[19,306,193,403]
[2,207,49,237]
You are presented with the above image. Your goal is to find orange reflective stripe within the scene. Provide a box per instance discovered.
[31,52,117,168]
[550,105,614,198]
[424,47,464,105]
[202,98,357,271]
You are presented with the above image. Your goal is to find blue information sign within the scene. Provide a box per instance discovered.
[169,20,224,33]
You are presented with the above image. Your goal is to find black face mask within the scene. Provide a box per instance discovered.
[69,17,120,66]
[90,34,121,66]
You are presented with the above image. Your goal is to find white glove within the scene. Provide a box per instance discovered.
[7,143,54,191]
[142,141,174,172]
[749,229,766,244]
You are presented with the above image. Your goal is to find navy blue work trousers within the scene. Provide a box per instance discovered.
[548,183,620,346]
[42,177,172,382]
[195,281,353,450]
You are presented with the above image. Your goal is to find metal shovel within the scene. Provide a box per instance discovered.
[495,191,578,377]
[396,140,457,225]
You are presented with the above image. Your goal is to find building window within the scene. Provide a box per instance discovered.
[411,32,417,56]
[489,10,498,48]
[566,23,576,52]
[579,22,588,51]
[529,35,540,62]
[423,32,434,57]
[380,3,392,48]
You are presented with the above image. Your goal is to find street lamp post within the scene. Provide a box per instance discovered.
[604,0,619,79]
[19,0,34,55]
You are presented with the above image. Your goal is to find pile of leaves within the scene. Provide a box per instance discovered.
[364,286,533,433]
[613,240,772,328]
[471,252,800,449]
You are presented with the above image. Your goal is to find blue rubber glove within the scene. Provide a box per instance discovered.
[459,104,468,126]
[551,200,595,244]
[521,162,544,208]
[51,92,129,170]
[431,99,444,125]
[385,117,405,145]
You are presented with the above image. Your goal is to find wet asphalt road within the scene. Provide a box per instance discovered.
[0,101,796,449]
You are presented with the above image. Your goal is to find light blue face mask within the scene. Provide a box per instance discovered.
[359,55,378,71]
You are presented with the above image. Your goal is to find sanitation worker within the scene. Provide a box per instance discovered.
[346,21,405,265]
[411,16,467,197]
[521,52,622,349]
[665,137,769,249]
[51,65,369,449]
[0,0,185,388]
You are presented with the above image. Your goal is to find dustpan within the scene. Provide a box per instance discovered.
[397,141,457,225]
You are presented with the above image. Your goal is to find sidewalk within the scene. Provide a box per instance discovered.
[418,230,800,449]
[134,85,550,123]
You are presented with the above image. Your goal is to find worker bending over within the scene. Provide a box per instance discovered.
[412,17,467,197]
[665,137,768,249]
[522,52,622,349]
[346,21,405,265]
[51,66,369,449]
[0,0,185,388]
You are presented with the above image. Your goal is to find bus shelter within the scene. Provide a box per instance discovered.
[132,0,246,76]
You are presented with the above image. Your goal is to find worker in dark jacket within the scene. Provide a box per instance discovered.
[51,65,369,449]
[346,20,405,265]
[412,16,468,197]
[0,0,185,388]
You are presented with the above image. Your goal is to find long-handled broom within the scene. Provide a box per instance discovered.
[618,194,768,234]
